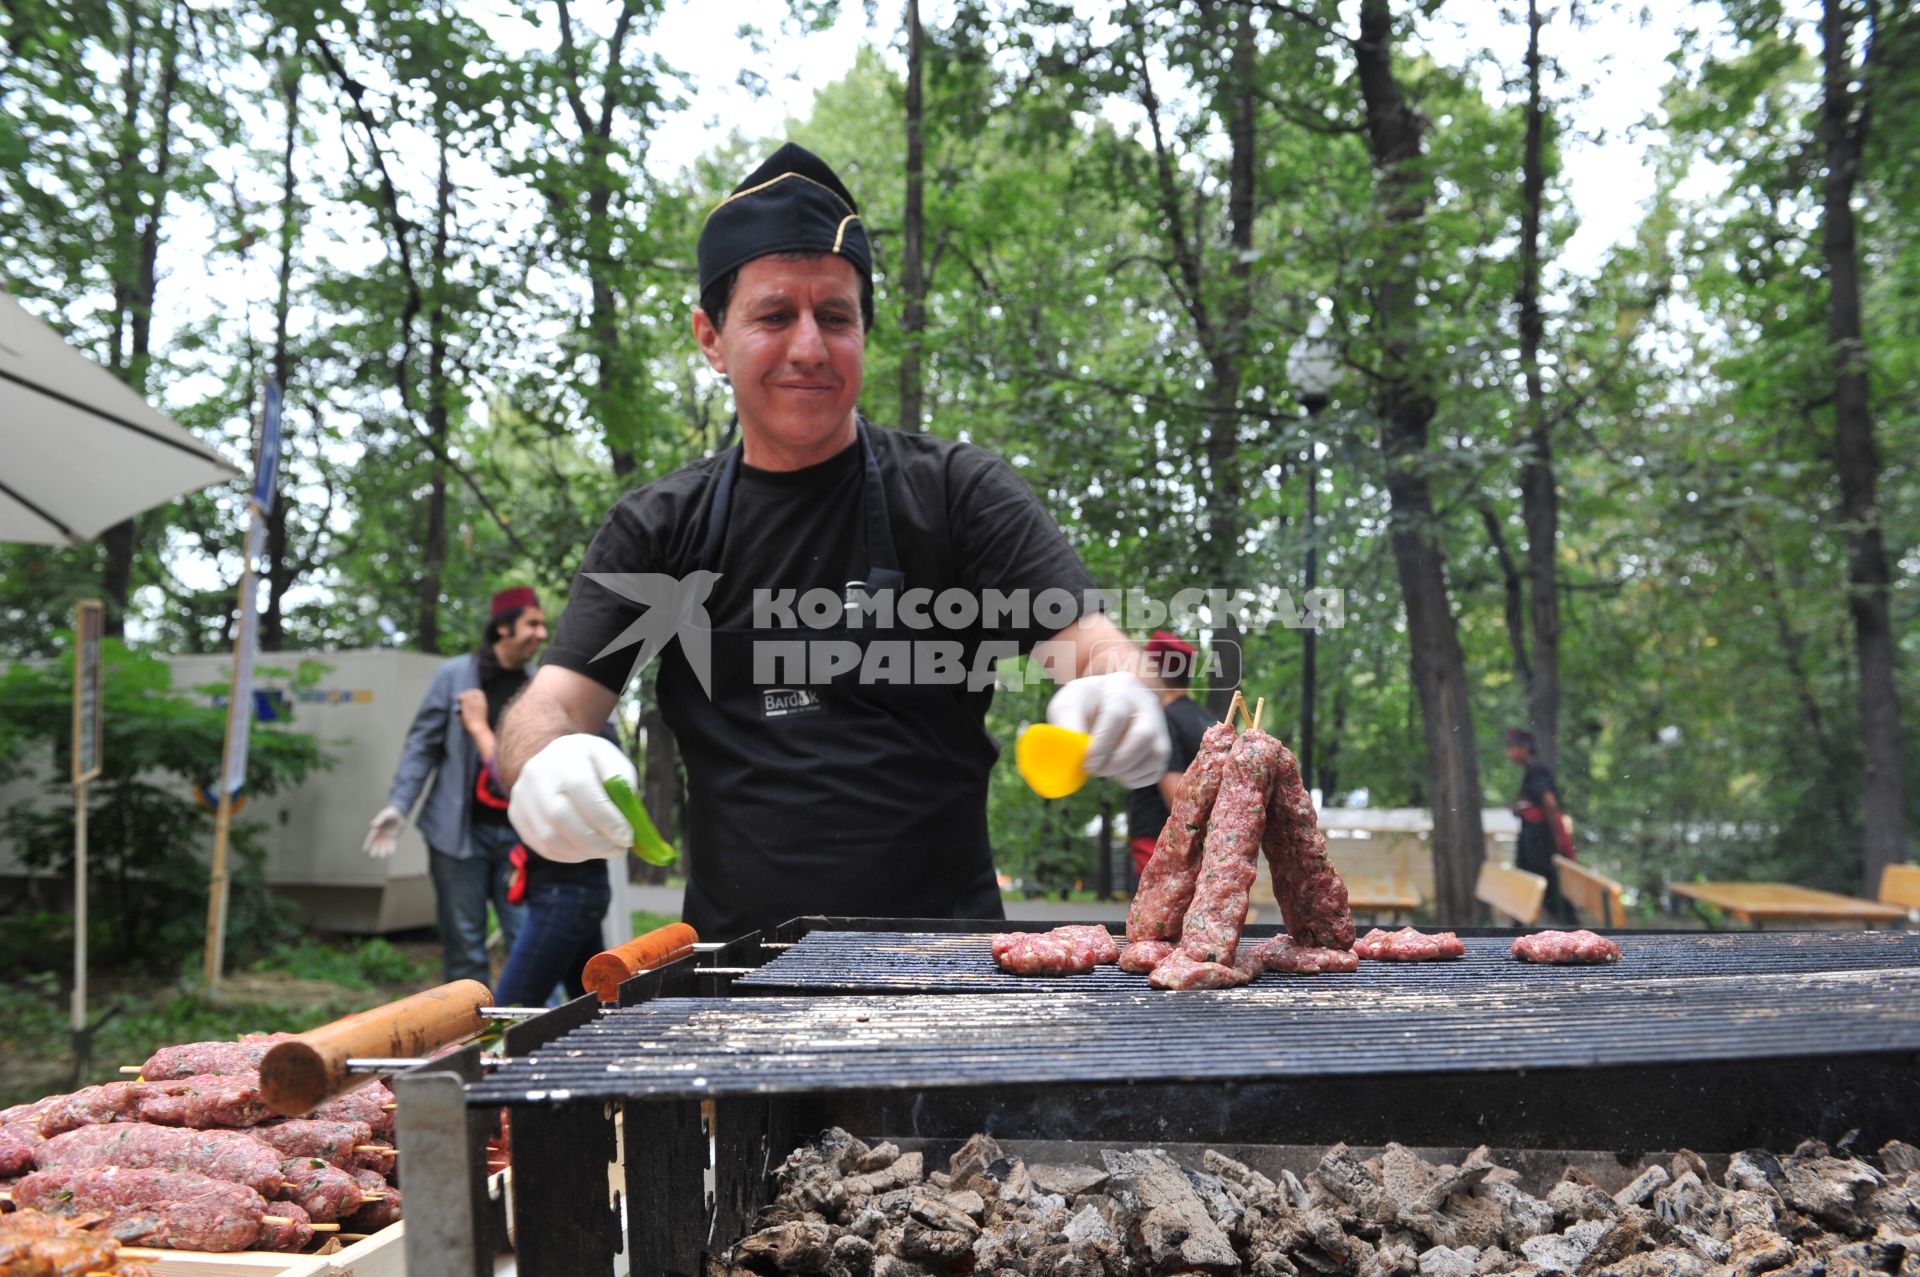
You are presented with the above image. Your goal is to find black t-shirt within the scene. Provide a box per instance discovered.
[1127,695,1216,843]
[1519,761,1555,806]
[542,424,1096,937]
[546,426,1093,684]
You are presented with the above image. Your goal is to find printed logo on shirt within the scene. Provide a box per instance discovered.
[762,687,825,719]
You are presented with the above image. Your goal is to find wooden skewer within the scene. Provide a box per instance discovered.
[1253,697,1265,733]
[354,1144,396,1155]
[118,1065,143,1075]
[262,1215,296,1225]
[309,1223,341,1232]
[381,1103,397,1112]
[358,1191,390,1201]
[1226,690,1246,731]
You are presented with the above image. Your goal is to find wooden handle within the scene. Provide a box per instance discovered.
[581,922,698,1002]
[258,979,492,1116]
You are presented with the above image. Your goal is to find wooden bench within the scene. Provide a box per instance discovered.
[1475,861,1547,926]
[1879,864,1920,913]
[1557,859,1626,928]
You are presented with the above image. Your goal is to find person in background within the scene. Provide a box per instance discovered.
[363,587,548,983]
[1506,727,1577,924]
[459,695,612,1007]
[1126,631,1219,886]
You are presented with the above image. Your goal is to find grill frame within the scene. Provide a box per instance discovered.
[394,919,1920,1277]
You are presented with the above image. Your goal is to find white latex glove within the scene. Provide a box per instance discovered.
[1046,670,1171,790]
[363,805,406,859]
[508,733,639,864]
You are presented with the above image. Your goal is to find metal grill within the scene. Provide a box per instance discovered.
[469,965,1920,1104]
[733,928,1920,994]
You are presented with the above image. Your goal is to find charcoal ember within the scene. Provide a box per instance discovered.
[1867,1172,1920,1229]
[1517,1219,1609,1273]
[854,1142,901,1174]
[1722,1223,1795,1277]
[1725,1190,1782,1236]
[1549,1180,1621,1227]
[1421,1244,1483,1277]
[1777,1152,1881,1232]
[1061,1203,1115,1246]
[1473,1246,1515,1274]
[1031,1163,1109,1198]
[847,1152,925,1197]
[1727,1152,1787,1196]
[1663,1224,1727,1263]
[1253,1249,1304,1277]
[1100,1148,1239,1271]
[732,1218,836,1272]
[1614,1167,1670,1209]
[1205,1150,1278,1200]
[1024,1238,1123,1276]
[1582,1205,1661,1271]
[1423,1149,1500,1213]
[1653,1171,1722,1233]
[873,1255,935,1277]
[946,1133,1004,1191]
[1361,1236,1422,1277]
[1590,1250,1708,1277]
[1281,1169,1315,1212]
[1317,1144,1389,1220]
[908,1191,981,1239]
[832,1232,876,1275]
[972,1217,1046,1270]
[943,1190,986,1222]
[1880,1144,1920,1177]
[1669,1152,1711,1186]
[898,1218,973,1265]
[1478,1182,1557,1252]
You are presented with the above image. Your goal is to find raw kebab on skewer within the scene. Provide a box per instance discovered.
[11,1166,315,1253]
[0,1206,155,1277]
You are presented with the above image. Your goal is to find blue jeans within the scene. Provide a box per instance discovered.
[495,878,612,1008]
[428,822,526,986]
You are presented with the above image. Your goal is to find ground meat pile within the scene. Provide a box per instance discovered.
[1354,926,1468,962]
[718,1129,1920,1277]
[1512,929,1622,964]
[991,926,1121,976]
[1124,721,1356,988]
[1,1039,403,1254]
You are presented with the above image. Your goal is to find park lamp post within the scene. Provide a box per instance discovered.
[1286,312,1341,798]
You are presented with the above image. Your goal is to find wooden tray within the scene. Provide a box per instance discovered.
[128,1218,401,1277]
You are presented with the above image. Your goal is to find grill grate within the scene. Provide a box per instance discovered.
[733,928,1920,994]
[468,965,1920,1105]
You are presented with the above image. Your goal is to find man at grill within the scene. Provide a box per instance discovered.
[495,142,1170,940]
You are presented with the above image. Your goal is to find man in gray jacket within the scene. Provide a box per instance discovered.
[364,587,548,983]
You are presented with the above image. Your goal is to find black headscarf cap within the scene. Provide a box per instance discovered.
[696,142,872,293]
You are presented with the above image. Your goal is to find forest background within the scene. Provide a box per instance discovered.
[1,0,1914,943]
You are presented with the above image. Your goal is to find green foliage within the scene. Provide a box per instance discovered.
[0,640,328,967]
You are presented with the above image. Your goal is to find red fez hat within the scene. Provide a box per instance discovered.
[1145,630,1197,659]
[491,586,538,617]
[1506,728,1534,749]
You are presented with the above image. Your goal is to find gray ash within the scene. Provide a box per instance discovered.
[714,1132,1920,1277]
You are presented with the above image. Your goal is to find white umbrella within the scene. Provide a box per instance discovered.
[0,288,241,545]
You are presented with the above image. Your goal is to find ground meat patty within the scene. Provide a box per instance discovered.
[1353,927,1466,962]
[35,1122,286,1197]
[13,1166,268,1252]
[0,1121,42,1176]
[136,1074,269,1129]
[251,1118,375,1171]
[1127,721,1237,943]
[1511,929,1621,964]
[34,1082,156,1136]
[991,932,1095,976]
[1262,743,1355,951]
[1180,731,1284,965]
[347,1167,404,1231]
[277,1157,367,1222]
[1252,935,1361,974]
[1117,939,1175,974]
[257,1199,314,1252]
[312,1083,394,1142]
[1147,950,1252,990]
[1049,925,1120,965]
[139,1036,292,1082]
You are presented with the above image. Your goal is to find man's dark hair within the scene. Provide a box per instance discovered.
[699,252,876,334]
[482,606,527,653]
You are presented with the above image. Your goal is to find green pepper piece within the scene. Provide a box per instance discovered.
[603,775,677,867]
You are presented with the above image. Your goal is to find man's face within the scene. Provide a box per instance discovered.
[693,254,865,469]
[499,607,548,668]
[1505,744,1529,765]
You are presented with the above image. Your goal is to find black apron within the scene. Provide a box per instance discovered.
[656,422,1005,940]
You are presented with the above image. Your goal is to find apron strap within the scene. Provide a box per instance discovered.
[700,443,743,568]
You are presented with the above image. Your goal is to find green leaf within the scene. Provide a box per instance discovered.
[603,776,677,868]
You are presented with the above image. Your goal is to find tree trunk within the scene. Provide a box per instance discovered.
[1354,0,1486,921]
[1516,0,1561,767]
[263,56,300,651]
[418,129,452,652]
[1820,0,1909,891]
[101,0,183,635]
[898,0,927,434]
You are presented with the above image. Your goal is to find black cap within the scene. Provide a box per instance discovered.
[696,142,872,293]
